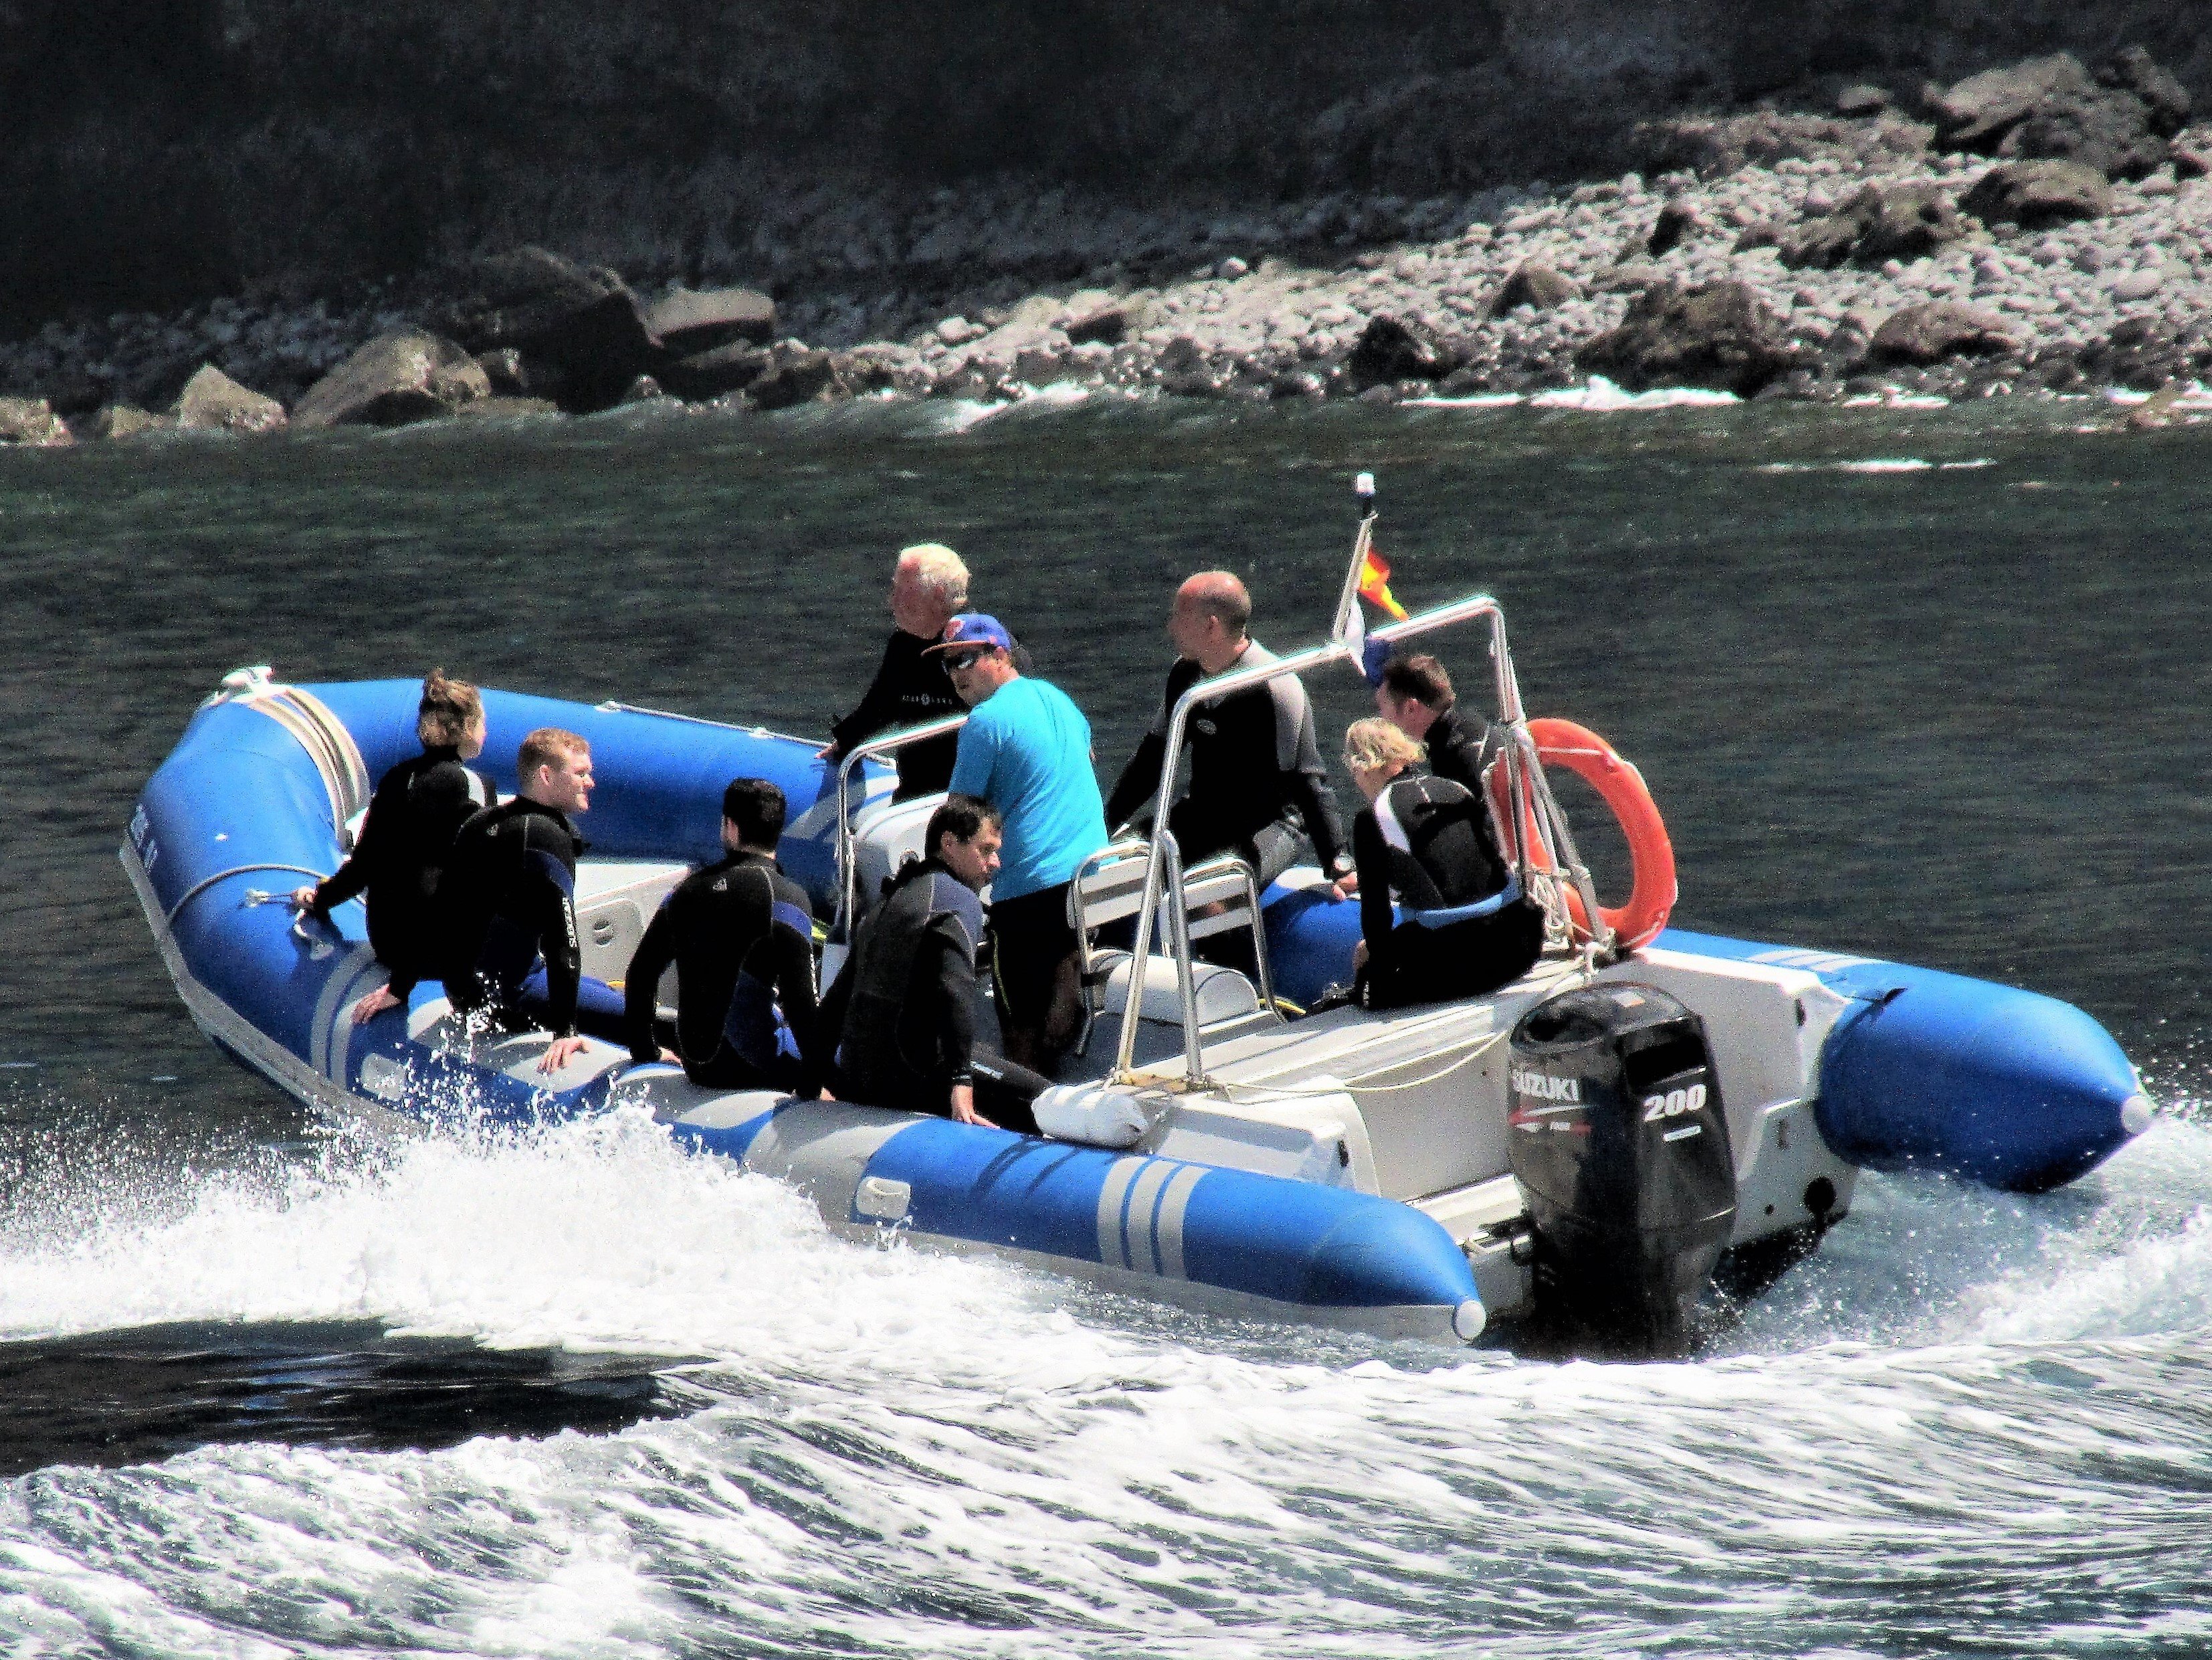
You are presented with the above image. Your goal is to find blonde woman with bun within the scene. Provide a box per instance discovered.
[1339,715,1543,1010]
[292,670,491,1025]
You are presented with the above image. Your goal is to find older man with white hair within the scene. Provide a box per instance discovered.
[824,543,975,800]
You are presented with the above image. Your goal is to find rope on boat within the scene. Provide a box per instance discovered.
[165,864,331,926]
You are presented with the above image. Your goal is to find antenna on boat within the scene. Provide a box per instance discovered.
[1330,473,1387,677]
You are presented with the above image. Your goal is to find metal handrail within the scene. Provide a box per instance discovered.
[830,713,969,938]
[1110,591,1609,1085]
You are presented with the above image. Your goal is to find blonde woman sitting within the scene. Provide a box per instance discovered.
[1340,717,1544,1010]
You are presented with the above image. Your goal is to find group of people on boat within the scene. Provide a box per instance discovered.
[296,541,1546,1131]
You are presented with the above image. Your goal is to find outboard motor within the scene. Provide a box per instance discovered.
[1507,984,1735,1356]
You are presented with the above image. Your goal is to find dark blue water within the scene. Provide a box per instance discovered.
[1,393,2208,1657]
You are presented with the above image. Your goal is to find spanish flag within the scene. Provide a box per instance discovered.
[1357,545,1409,620]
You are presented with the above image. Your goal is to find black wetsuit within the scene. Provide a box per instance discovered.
[829,629,1036,800]
[1422,706,1505,800]
[1104,642,1349,887]
[440,798,623,1041]
[309,745,491,1001]
[1353,772,1542,1010]
[828,630,965,800]
[809,856,1043,1131]
[623,850,818,1091]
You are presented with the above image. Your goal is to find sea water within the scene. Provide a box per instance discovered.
[1,395,2209,1655]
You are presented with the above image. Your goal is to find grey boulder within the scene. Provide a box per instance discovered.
[1490,264,1581,314]
[1928,50,2185,181]
[0,397,72,446]
[292,330,490,428]
[656,342,771,401]
[85,405,171,440]
[173,365,287,434]
[1346,315,1464,386]
[1777,183,1971,270]
[746,347,841,411]
[1574,281,1797,396]
[643,287,777,354]
[1929,54,2102,151]
[439,246,656,411]
[2098,45,2191,138]
[1868,302,2017,365]
[1960,160,2114,227]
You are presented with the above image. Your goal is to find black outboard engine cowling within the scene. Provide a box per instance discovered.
[1507,983,1735,1356]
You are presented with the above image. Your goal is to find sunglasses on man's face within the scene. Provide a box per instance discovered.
[944,650,990,672]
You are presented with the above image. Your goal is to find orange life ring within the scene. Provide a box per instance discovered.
[1513,719,1677,950]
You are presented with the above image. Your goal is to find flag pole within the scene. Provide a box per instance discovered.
[1330,472,1377,648]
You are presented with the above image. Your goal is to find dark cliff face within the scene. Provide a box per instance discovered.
[5,1,2209,327]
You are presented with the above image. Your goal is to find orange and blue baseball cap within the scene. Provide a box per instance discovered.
[926,613,1014,656]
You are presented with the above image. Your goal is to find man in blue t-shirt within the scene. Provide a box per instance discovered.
[934,613,1109,1074]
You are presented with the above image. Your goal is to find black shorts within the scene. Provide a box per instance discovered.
[989,881,1078,1031]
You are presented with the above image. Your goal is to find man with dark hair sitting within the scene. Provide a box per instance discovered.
[623,777,818,1092]
[808,794,1046,1133]
[1373,652,1502,798]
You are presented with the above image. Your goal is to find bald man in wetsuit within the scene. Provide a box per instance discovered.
[1106,571,1355,899]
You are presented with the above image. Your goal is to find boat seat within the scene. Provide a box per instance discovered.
[1068,840,1282,1054]
[573,858,692,991]
[849,790,947,919]
[1090,951,1262,1026]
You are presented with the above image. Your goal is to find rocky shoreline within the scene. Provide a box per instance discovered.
[7,50,2212,445]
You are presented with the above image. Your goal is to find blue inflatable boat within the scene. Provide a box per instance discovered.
[124,594,2155,1350]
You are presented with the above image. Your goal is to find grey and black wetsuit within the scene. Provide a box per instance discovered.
[623,850,817,1091]
[1353,771,1542,1010]
[1105,643,1349,887]
[809,856,1043,1131]
[441,798,624,1041]
[308,745,491,1002]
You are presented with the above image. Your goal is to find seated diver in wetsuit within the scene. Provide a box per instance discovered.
[1372,652,1503,800]
[623,777,817,1092]
[1340,717,1545,1010]
[438,726,627,1074]
[1105,571,1354,895]
[806,794,1047,1133]
[292,668,494,1026]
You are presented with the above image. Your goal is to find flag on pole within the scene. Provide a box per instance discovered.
[1333,553,1397,684]
[1356,545,1408,620]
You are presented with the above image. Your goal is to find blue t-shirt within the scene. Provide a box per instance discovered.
[948,676,1109,901]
